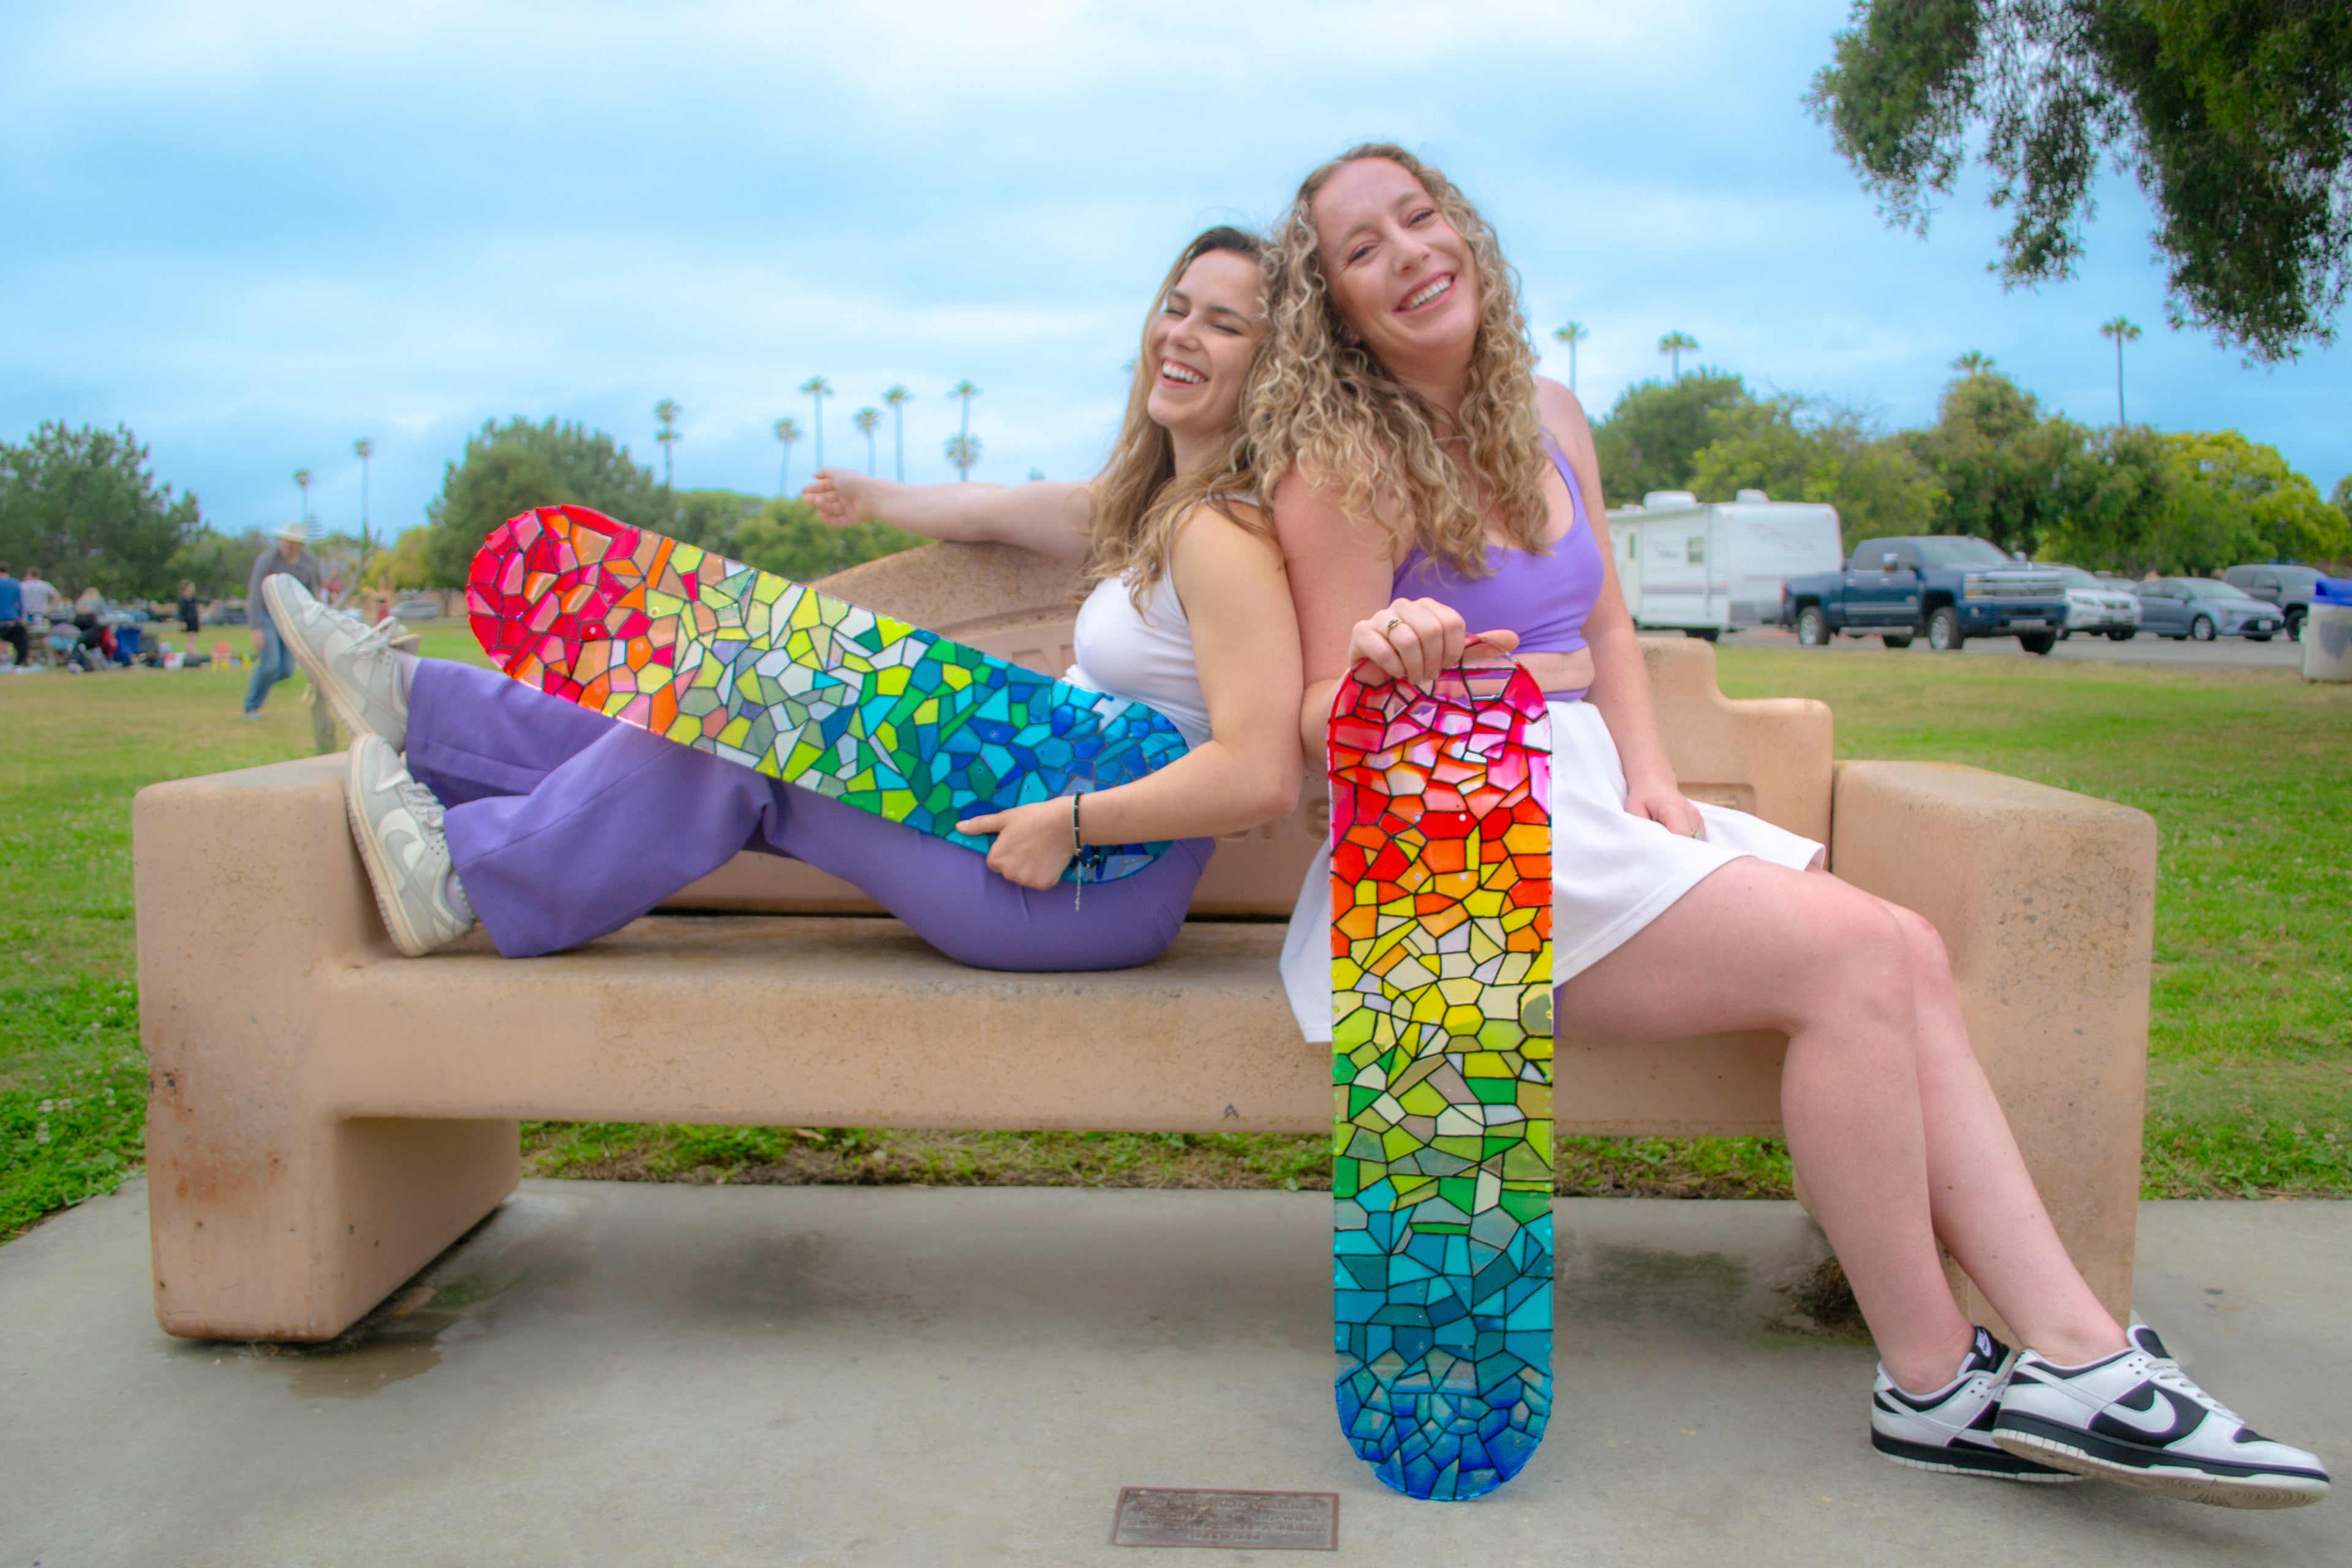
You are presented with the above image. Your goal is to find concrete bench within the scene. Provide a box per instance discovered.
[132,543,2157,1344]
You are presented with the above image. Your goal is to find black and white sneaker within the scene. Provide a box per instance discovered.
[1870,1327,2085,1482]
[1995,1344,2330,1508]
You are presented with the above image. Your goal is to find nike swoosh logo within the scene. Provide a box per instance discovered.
[2091,1384,2206,1446]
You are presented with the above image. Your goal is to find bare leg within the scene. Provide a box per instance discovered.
[1559,858,2078,1390]
[1877,898,2125,1366]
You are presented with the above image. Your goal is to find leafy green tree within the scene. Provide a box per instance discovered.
[423,417,671,587]
[1656,331,1698,378]
[2333,473,2352,532]
[1810,2,2352,360]
[358,526,437,594]
[2035,425,2177,575]
[2098,315,2143,424]
[729,497,921,582]
[1551,321,1588,393]
[883,386,913,480]
[673,488,762,550]
[168,527,273,600]
[654,400,680,488]
[2154,429,2351,572]
[1589,371,1754,505]
[1902,368,2087,555]
[0,422,202,597]
[1690,397,1945,553]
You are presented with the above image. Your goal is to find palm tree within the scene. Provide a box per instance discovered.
[944,432,984,481]
[292,467,314,524]
[800,377,834,470]
[351,438,377,593]
[2098,316,2143,424]
[948,380,981,480]
[882,385,912,480]
[654,399,680,488]
[1656,331,1698,379]
[1551,321,1589,393]
[1950,350,1995,375]
[853,408,881,475]
[772,418,802,497]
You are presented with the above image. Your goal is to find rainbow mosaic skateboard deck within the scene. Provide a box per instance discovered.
[467,505,1189,881]
[1327,657,1553,1501]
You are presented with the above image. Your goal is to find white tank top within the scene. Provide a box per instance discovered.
[1065,571,1212,748]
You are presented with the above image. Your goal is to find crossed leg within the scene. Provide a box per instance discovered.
[1555,856,2126,1392]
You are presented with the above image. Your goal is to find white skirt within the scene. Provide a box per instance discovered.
[1279,698,1824,1042]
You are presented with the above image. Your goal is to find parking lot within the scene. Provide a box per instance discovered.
[1728,625,2305,672]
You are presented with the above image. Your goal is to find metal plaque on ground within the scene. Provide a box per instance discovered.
[1109,1488,1340,1551]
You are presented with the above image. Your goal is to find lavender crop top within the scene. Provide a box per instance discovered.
[1391,438,1603,654]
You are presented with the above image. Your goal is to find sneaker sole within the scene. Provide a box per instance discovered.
[1871,1428,2084,1483]
[265,580,382,743]
[1994,1419,2330,1510]
[345,743,439,959]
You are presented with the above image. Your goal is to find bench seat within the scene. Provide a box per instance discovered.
[133,543,2154,1343]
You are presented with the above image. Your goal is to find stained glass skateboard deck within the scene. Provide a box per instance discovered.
[1327,656,1553,1501]
[467,505,1189,881]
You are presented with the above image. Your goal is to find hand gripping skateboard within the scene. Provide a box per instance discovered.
[1327,655,1554,1500]
[467,505,1189,881]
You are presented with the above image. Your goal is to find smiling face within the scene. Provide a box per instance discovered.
[1142,248,1262,448]
[1311,157,1481,385]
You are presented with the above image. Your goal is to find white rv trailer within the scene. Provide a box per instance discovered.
[1602,489,1844,638]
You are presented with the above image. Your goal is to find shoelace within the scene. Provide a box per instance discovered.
[394,777,449,846]
[2143,1357,2239,1424]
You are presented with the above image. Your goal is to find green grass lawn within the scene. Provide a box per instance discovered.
[1,635,2344,1241]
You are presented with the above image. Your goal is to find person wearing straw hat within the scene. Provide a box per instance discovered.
[244,521,323,722]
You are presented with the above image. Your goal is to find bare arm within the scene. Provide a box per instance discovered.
[954,505,1304,887]
[803,469,1092,562]
[1272,472,1522,761]
[1536,379,1698,835]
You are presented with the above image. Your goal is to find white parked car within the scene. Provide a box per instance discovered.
[2054,567,2142,641]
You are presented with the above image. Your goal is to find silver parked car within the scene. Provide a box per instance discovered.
[2053,567,2141,641]
[2132,578,2286,641]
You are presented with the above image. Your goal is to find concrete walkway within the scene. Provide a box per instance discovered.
[3,1181,2342,1566]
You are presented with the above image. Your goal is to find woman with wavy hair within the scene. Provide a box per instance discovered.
[1251,145,2325,1507]
[268,225,1302,974]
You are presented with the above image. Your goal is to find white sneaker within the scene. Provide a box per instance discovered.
[346,734,475,957]
[263,575,409,744]
[1996,1344,2330,1508]
[1870,1327,2084,1483]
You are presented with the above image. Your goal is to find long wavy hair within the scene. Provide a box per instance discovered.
[1245,143,1549,575]
[1087,225,1269,605]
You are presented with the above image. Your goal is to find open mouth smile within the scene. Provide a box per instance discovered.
[1159,360,1207,386]
[1398,274,1453,312]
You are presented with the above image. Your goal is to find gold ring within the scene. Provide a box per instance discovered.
[1385,617,1403,634]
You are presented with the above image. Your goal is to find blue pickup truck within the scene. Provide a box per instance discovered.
[1781,536,2071,654]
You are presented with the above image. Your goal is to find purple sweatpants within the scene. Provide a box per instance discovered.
[405,660,1213,968]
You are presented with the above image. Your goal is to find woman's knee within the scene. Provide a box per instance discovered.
[1785,880,1915,1030]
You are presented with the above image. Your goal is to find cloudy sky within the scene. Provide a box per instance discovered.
[6,0,2346,541]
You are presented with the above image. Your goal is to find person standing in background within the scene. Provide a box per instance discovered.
[0,564,25,668]
[177,580,202,636]
[19,568,58,663]
[245,522,323,723]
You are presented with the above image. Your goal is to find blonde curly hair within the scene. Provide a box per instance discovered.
[1087,225,1270,606]
[1245,143,1550,576]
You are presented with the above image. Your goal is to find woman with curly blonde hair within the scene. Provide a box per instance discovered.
[1254,144,2325,1507]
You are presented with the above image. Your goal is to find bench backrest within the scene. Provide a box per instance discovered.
[662,543,1833,919]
